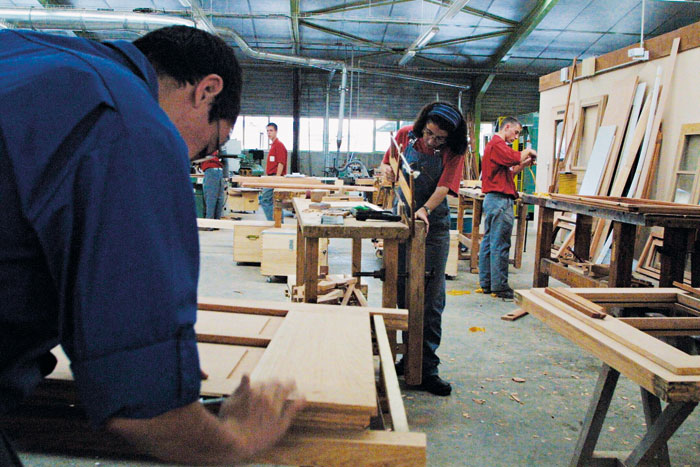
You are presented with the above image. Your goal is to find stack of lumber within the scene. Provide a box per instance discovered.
[289,274,368,306]
[549,38,683,264]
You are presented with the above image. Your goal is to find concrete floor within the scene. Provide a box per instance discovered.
[19,211,700,466]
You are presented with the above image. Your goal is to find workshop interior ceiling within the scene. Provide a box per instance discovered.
[2,0,700,80]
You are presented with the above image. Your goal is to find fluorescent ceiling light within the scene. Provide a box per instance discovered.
[443,0,472,21]
[412,26,439,49]
[399,50,416,66]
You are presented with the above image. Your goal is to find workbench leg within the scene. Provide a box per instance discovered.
[625,401,697,466]
[691,233,700,288]
[513,200,527,269]
[574,214,593,262]
[457,194,464,236]
[296,223,305,287]
[608,222,636,288]
[352,237,362,288]
[303,237,319,303]
[383,239,400,369]
[659,228,691,287]
[470,199,482,273]
[570,364,619,467]
[273,200,283,228]
[534,207,555,288]
[639,388,670,466]
[404,222,426,386]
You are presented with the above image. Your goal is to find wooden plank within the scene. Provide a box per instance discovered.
[517,289,700,402]
[531,289,700,376]
[373,315,409,432]
[250,309,376,428]
[619,317,700,332]
[550,56,579,192]
[544,288,607,319]
[195,310,283,347]
[634,38,681,199]
[243,181,376,192]
[501,308,528,321]
[596,76,640,197]
[572,287,680,303]
[541,259,604,288]
[578,125,617,196]
[253,428,426,467]
[404,222,425,386]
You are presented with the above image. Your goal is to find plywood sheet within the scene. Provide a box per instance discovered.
[250,309,376,426]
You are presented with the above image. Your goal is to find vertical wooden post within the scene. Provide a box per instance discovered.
[352,237,362,287]
[608,222,636,287]
[574,214,593,262]
[470,198,483,273]
[404,221,425,386]
[691,233,700,288]
[296,222,305,287]
[659,228,690,287]
[534,207,555,287]
[513,199,528,268]
[304,237,319,302]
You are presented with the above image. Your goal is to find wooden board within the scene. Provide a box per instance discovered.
[578,125,616,196]
[250,309,376,429]
[446,230,459,277]
[195,310,283,347]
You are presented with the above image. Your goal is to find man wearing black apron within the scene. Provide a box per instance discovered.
[381,102,466,396]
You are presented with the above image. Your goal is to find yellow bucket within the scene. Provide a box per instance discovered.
[558,172,577,195]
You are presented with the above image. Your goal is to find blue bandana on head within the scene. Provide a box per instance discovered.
[427,103,462,131]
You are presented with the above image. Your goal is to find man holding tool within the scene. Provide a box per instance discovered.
[479,117,536,300]
[381,102,466,396]
[0,26,302,465]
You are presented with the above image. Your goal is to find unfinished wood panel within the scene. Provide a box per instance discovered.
[250,309,376,428]
[670,123,700,204]
[195,310,283,347]
[199,344,266,396]
[373,315,409,432]
[578,125,616,196]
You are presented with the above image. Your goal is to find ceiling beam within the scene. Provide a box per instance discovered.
[290,0,300,54]
[421,29,513,50]
[488,0,559,68]
[299,19,398,54]
[304,0,413,17]
[424,0,518,26]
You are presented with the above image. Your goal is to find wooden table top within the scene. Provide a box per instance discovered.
[293,198,409,239]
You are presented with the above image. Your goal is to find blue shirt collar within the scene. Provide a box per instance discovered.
[103,40,159,99]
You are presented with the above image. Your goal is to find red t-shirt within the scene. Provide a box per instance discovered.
[481,134,521,198]
[382,126,463,196]
[200,155,223,171]
[266,139,287,175]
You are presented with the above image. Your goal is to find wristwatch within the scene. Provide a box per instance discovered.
[422,205,431,216]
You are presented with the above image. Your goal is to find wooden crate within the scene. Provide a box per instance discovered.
[233,220,275,263]
[446,230,459,278]
[226,188,260,213]
[261,228,328,276]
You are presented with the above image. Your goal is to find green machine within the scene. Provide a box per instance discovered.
[236,149,265,176]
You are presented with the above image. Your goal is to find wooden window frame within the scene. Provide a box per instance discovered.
[670,123,700,204]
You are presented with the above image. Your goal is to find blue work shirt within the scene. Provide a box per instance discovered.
[0,30,201,426]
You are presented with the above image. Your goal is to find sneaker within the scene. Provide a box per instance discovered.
[417,374,452,396]
[492,288,514,300]
[395,358,404,376]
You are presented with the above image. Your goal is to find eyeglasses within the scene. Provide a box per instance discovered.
[423,127,447,144]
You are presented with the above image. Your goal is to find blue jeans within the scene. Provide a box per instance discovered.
[203,168,225,219]
[398,226,450,377]
[479,193,514,292]
[260,188,274,221]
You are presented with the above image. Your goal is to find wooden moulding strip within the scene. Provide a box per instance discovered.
[373,315,409,432]
[252,428,427,467]
[619,317,700,332]
[531,289,700,375]
[544,287,607,319]
[197,296,410,331]
[518,289,700,402]
[673,281,700,298]
[568,287,680,303]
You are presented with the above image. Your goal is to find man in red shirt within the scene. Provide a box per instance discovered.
[260,122,288,220]
[479,117,536,299]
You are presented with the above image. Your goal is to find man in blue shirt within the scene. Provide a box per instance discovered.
[0,26,303,464]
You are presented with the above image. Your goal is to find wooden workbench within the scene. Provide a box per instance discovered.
[292,197,426,385]
[1,298,426,466]
[517,287,700,466]
[457,187,528,273]
[523,193,700,288]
